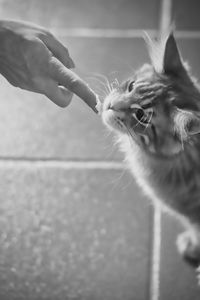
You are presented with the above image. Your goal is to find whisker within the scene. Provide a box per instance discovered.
[114,78,120,86]
[90,87,107,99]
[143,121,150,132]
[133,117,145,128]
[180,132,185,150]
[110,77,120,92]
[110,82,118,91]
[113,78,120,87]
[125,123,137,141]
[110,82,115,91]
[90,73,112,93]
[143,108,154,132]
[86,76,110,95]
[92,86,108,98]
[109,168,130,192]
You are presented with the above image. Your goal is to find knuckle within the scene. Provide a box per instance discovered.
[23,37,46,57]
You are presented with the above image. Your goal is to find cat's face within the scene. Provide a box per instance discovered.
[102,33,200,157]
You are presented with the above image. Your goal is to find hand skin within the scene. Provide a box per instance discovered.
[0,20,98,112]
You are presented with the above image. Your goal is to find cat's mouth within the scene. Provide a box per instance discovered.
[102,109,127,132]
[101,90,154,148]
[102,105,184,157]
[102,106,152,148]
[102,103,150,132]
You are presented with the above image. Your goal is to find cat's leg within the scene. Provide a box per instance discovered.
[176,226,200,268]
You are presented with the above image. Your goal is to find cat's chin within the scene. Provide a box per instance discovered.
[102,109,127,134]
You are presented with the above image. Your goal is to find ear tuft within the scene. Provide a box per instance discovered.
[143,31,164,73]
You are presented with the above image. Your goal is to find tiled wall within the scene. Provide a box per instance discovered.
[0,1,200,299]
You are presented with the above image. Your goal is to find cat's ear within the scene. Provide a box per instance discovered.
[163,33,187,76]
[174,109,200,139]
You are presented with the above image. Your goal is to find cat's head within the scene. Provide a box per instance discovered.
[102,33,200,157]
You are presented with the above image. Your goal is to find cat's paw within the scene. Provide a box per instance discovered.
[176,231,200,268]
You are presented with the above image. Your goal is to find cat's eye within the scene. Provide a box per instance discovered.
[128,81,135,92]
[136,109,145,121]
[134,108,149,124]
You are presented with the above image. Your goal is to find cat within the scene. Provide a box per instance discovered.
[101,32,200,268]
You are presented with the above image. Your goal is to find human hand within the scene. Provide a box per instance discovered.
[0,20,98,112]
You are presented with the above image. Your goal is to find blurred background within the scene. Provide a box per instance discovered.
[0,0,200,299]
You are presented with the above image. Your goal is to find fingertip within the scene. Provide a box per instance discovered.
[49,59,98,112]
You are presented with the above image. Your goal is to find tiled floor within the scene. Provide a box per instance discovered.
[0,166,151,300]
[160,214,200,300]
[0,0,200,299]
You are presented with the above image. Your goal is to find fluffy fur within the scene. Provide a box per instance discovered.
[101,33,200,267]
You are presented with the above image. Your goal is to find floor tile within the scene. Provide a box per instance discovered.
[159,214,200,300]
[0,165,152,300]
[173,0,200,30]
[0,0,159,29]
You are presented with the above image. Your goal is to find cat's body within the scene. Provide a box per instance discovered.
[121,132,200,221]
[101,33,200,267]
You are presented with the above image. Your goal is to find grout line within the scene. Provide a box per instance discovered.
[52,28,157,38]
[49,27,200,39]
[0,159,124,169]
[159,0,172,36]
[149,1,172,300]
[150,206,162,300]
[175,31,200,39]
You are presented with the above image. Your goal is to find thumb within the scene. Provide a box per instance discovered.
[34,77,73,107]
[46,83,73,107]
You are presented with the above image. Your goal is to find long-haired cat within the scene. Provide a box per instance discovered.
[101,32,200,268]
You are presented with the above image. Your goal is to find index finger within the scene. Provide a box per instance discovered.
[50,57,99,113]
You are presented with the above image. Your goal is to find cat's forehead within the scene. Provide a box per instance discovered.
[120,64,157,91]
[129,64,160,83]
[135,64,158,81]
[136,63,154,75]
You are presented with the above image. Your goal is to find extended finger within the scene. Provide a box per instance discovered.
[40,33,75,69]
[41,79,73,107]
[49,57,98,113]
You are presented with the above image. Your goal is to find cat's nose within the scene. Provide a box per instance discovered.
[104,102,112,110]
[108,101,124,111]
[110,97,133,111]
[106,102,118,111]
[109,103,114,110]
